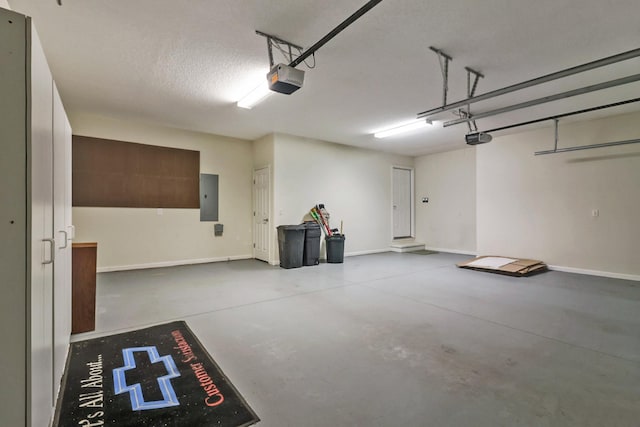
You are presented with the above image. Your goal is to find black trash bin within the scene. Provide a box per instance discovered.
[302,222,321,266]
[277,225,306,269]
[325,234,345,263]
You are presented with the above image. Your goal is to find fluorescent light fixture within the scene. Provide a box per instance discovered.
[373,119,432,139]
[237,82,271,109]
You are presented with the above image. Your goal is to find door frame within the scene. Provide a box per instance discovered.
[391,165,415,240]
[252,165,272,263]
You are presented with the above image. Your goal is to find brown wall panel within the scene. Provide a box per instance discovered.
[72,135,200,208]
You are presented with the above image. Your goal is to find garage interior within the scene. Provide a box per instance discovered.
[90,254,639,426]
[1,0,639,426]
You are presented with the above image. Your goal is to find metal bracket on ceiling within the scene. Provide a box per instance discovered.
[428,47,485,131]
[429,46,453,107]
[553,118,559,152]
[535,137,640,155]
[254,1,383,73]
[443,73,640,128]
[466,67,484,98]
[468,96,640,155]
[463,66,484,132]
[535,114,640,155]
[255,30,304,68]
[417,47,640,121]
[482,97,640,135]
[457,109,477,133]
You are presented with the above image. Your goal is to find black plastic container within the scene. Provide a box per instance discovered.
[325,234,345,263]
[277,225,306,269]
[302,222,322,266]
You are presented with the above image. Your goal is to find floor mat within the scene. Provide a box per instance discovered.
[54,321,259,427]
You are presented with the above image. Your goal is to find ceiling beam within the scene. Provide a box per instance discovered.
[417,47,640,120]
[442,73,640,127]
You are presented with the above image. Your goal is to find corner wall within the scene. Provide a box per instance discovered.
[70,113,254,271]
[414,147,477,254]
[273,133,414,260]
[476,111,640,278]
[414,111,640,278]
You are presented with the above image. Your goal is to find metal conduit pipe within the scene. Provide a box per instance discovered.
[442,73,640,127]
[417,47,640,119]
[535,139,640,155]
[481,97,640,134]
[289,0,384,68]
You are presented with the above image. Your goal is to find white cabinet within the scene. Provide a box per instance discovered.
[0,8,72,427]
[53,83,73,409]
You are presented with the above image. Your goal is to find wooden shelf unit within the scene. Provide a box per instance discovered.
[72,242,97,334]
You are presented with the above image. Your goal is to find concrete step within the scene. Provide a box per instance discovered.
[390,239,425,253]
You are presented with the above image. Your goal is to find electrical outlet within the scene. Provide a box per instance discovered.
[591,209,599,217]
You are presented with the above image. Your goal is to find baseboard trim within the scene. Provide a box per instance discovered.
[548,265,640,281]
[97,255,254,273]
[272,249,389,266]
[345,249,390,257]
[424,247,477,256]
[96,253,638,281]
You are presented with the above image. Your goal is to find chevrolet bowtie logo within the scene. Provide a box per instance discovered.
[113,346,181,410]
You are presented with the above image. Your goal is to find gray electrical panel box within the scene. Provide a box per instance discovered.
[200,174,219,221]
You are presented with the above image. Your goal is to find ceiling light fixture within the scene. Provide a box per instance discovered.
[373,119,433,139]
[236,82,272,109]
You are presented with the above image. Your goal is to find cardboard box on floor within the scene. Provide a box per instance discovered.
[457,256,547,277]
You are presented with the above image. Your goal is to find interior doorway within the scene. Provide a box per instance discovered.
[392,166,413,239]
[253,166,271,262]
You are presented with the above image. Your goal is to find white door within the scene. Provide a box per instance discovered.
[30,28,55,424]
[52,84,71,401]
[392,167,412,238]
[253,167,270,262]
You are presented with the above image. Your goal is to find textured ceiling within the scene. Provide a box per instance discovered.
[7,0,640,156]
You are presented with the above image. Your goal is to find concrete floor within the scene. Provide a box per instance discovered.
[76,252,640,427]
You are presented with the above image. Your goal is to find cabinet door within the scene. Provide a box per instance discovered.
[30,24,55,426]
[53,83,72,401]
[0,9,28,427]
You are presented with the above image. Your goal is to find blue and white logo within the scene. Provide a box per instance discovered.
[113,346,181,411]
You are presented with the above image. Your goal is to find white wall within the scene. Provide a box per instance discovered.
[70,113,254,271]
[272,133,413,260]
[0,0,10,9]
[414,147,476,254]
[477,111,640,277]
[253,133,275,170]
